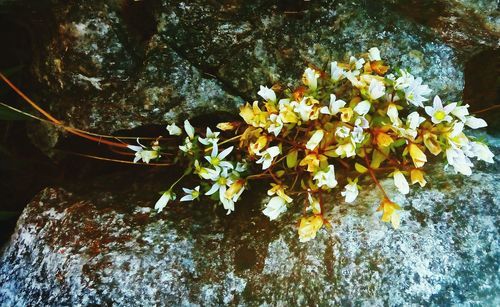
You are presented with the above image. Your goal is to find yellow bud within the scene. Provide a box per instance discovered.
[377,198,401,229]
[376,132,394,147]
[340,107,353,122]
[410,169,427,187]
[216,122,240,131]
[239,103,255,125]
[408,143,427,168]
[298,215,324,242]
[249,135,268,155]
[224,179,245,199]
[423,132,442,156]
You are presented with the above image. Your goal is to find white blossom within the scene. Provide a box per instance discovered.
[257,85,276,102]
[393,170,409,194]
[341,181,359,203]
[424,96,456,124]
[262,196,287,220]
[313,165,338,189]
[320,94,346,115]
[256,146,280,170]
[368,47,381,61]
[166,123,182,136]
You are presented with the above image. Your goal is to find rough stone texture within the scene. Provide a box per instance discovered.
[19,0,483,136]
[383,0,500,56]
[1,135,498,305]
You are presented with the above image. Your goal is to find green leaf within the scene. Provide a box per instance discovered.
[354,163,368,173]
[286,149,298,168]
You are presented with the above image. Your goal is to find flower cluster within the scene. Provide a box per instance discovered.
[130,47,494,242]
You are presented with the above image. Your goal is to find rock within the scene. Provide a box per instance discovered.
[382,0,500,57]
[158,0,465,102]
[4,0,485,136]
[30,1,243,134]
[1,135,498,305]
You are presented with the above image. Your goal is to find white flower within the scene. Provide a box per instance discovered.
[293,98,314,121]
[354,116,369,129]
[204,143,234,169]
[256,146,280,170]
[313,165,338,189]
[351,126,365,144]
[465,116,487,129]
[262,196,287,220]
[307,193,321,214]
[368,79,385,100]
[354,100,371,116]
[341,181,359,203]
[180,186,201,202]
[449,121,464,138]
[463,142,494,163]
[198,127,220,145]
[205,168,234,214]
[451,104,470,122]
[349,56,365,70]
[155,190,175,212]
[424,96,456,124]
[335,141,356,157]
[406,111,425,130]
[128,140,159,164]
[302,67,320,90]
[306,130,324,151]
[335,126,351,138]
[404,77,432,107]
[267,113,283,136]
[394,69,414,90]
[179,137,194,153]
[387,104,400,126]
[368,47,381,61]
[330,61,345,82]
[345,71,364,88]
[184,120,195,139]
[320,94,346,115]
[166,123,182,135]
[194,160,219,180]
[257,85,276,102]
[393,170,409,194]
[446,147,473,176]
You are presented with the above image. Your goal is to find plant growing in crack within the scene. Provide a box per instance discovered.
[0,47,495,242]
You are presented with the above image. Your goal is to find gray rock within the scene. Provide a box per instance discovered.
[21,0,483,137]
[1,135,498,306]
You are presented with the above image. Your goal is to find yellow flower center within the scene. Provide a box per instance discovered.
[434,110,446,121]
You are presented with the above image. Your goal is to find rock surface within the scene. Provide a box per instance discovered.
[1,136,498,305]
[7,0,491,134]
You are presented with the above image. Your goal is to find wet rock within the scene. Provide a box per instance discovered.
[1,136,498,305]
[158,0,465,102]
[6,0,490,137]
[32,1,242,134]
[383,0,500,57]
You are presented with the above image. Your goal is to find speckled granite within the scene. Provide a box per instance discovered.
[0,136,498,305]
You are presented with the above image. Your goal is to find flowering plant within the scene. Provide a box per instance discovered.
[0,48,493,242]
[126,47,494,242]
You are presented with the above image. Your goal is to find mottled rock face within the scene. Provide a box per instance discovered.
[1,138,498,305]
[19,0,482,137]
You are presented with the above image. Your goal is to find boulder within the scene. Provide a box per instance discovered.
[0,136,498,305]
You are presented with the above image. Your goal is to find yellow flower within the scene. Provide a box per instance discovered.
[339,107,353,122]
[377,198,401,229]
[298,215,324,242]
[299,153,327,172]
[249,135,268,155]
[225,179,246,201]
[376,132,394,147]
[410,169,427,187]
[267,183,293,203]
[408,143,427,168]
[423,132,442,156]
[216,122,240,131]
